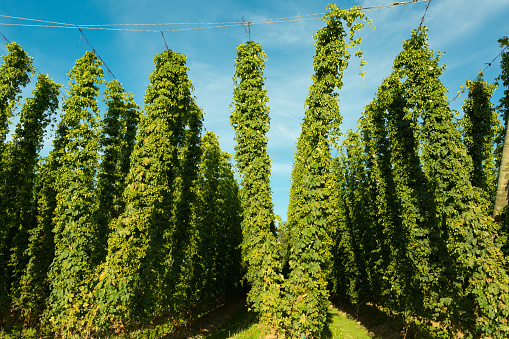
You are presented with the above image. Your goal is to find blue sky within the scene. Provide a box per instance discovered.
[1,0,509,220]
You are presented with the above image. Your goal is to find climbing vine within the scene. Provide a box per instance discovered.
[230,40,283,329]
[332,27,509,338]
[166,71,203,318]
[461,74,499,206]
[331,130,374,305]
[0,42,34,314]
[284,5,370,337]
[392,27,508,337]
[95,79,139,264]
[93,49,202,329]
[359,73,428,316]
[15,157,57,326]
[44,51,104,335]
[7,74,61,321]
[0,42,34,148]
[191,131,242,305]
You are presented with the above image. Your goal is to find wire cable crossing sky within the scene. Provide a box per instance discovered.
[0,0,428,32]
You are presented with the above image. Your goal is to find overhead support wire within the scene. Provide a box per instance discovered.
[0,22,244,32]
[0,31,10,44]
[241,16,251,41]
[450,43,509,103]
[0,0,428,85]
[76,26,116,79]
[0,14,75,27]
[161,31,169,50]
[0,0,428,33]
[419,0,432,28]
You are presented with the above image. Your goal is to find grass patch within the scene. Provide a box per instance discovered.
[321,306,373,339]
[206,305,373,339]
[205,306,264,339]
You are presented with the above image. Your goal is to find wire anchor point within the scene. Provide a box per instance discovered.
[241,16,251,41]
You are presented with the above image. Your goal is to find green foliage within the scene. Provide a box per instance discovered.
[358,72,430,317]
[331,131,374,305]
[382,73,436,319]
[93,49,202,329]
[398,29,508,336]
[461,75,499,206]
[13,96,71,327]
[284,6,370,338]
[192,131,242,303]
[0,42,34,147]
[333,67,434,323]
[333,27,509,338]
[7,74,61,322]
[15,81,76,326]
[95,79,139,264]
[44,51,104,335]
[230,40,282,329]
[0,42,35,313]
[165,67,203,317]
[15,158,57,326]
[0,16,508,339]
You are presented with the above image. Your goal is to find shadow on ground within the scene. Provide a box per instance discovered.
[330,302,402,339]
[162,298,247,339]
[204,306,260,339]
[330,301,448,339]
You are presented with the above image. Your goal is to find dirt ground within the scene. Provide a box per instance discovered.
[161,298,246,339]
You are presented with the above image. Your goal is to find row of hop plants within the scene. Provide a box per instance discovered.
[230,4,509,339]
[2,4,509,338]
[0,42,243,337]
[331,29,509,338]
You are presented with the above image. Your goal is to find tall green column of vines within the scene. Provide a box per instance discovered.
[44,51,104,335]
[7,74,61,320]
[15,158,56,325]
[0,42,34,313]
[167,86,203,317]
[461,75,499,206]
[95,79,139,264]
[230,40,283,328]
[192,131,242,304]
[284,6,369,337]
[93,49,202,329]
[0,42,34,148]
[17,106,72,324]
[359,78,419,315]
[383,73,436,319]
[400,27,509,337]
[331,130,374,304]
[356,63,439,319]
